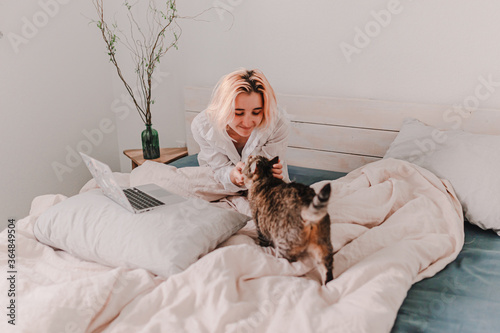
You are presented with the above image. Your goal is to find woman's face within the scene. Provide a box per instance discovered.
[227,92,264,139]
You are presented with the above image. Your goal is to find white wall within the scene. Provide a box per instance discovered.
[3,0,500,229]
[111,0,500,171]
[0,1,119,229]
[174,0,500,107]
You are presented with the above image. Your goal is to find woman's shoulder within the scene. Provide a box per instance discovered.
[274,106,291,129]
[191,110,224,144]
[191,110,211,131]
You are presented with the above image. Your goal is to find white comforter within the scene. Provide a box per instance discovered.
[0,158,464,333]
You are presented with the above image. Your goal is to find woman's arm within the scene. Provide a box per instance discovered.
[259,113,291,182]
[191,114,244,192]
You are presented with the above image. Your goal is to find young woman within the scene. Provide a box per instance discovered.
[191,68,290,192]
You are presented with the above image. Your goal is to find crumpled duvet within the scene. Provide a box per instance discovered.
[0,158,463,333]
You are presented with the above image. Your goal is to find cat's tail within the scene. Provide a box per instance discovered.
[301,183,331,223]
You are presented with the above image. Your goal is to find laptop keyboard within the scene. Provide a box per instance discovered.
[123,188,165,211]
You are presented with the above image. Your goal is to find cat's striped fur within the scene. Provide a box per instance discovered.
[242,155,334,284]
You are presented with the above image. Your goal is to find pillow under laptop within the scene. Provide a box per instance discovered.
[34,189,250,278]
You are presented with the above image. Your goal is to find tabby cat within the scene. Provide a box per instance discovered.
[242,155,334,284]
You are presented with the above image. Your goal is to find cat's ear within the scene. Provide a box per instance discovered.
[250,160,258,175]
[270,156,280,165]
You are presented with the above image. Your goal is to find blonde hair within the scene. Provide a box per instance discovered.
[206,68,278,135]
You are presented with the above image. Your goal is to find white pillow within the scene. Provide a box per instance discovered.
[384,118,500,235]
[34,189,250,278]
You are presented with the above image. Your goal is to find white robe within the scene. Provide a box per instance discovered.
[191,109,291,192]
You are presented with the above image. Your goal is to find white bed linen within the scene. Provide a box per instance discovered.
[0,158,464,333]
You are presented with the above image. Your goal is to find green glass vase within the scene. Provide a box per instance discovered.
[141,124,160,159]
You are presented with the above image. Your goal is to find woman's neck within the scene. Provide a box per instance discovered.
[227,127,249,155]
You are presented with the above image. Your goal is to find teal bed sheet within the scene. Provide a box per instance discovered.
[170,155,500,332]
[169,154,346,185]
[392,222,500,333]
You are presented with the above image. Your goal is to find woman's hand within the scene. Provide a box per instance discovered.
[230,162,245,186]
[272,159,284,179]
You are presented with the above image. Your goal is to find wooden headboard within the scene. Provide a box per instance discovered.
[184,86,500,173]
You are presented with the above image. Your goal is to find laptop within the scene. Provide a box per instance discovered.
[80,152,186,213]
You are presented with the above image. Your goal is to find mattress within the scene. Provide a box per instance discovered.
[171,154,500,332]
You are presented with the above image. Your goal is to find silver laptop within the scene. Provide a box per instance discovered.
[80,152,186,213]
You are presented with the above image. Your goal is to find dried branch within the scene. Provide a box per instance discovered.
[92,0,180,125]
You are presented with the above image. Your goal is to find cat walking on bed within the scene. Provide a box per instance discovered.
[242,155,334,285]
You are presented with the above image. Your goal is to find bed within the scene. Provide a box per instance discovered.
[1,87,500,333]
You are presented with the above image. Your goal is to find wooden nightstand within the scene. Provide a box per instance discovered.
[123,147,188,169]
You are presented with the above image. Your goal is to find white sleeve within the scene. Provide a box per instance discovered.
[259,115,291,182]
[191,117,244,192]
